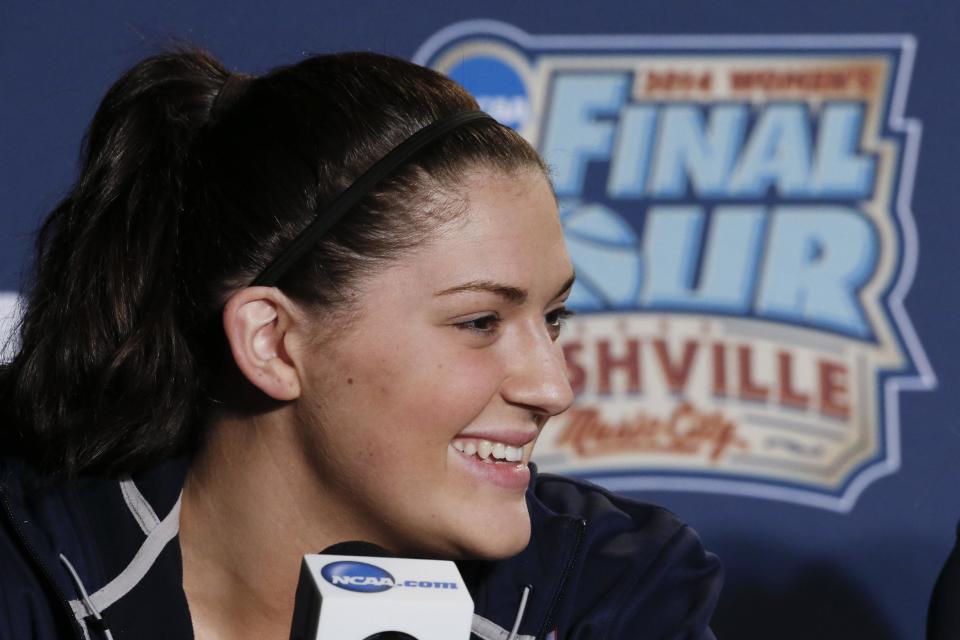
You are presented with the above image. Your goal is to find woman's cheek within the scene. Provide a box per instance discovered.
[381,344,503,419]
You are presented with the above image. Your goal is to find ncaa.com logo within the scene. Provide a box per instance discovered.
[321,561,459,593]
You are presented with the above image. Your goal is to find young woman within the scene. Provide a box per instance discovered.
[0,49,722,639]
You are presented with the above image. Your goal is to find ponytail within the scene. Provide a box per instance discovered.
[2,50,229,475]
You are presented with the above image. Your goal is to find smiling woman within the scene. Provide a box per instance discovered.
[0,49,721,640]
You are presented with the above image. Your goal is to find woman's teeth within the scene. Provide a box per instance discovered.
[452,439,523,463]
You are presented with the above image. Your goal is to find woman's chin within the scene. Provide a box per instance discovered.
[457,512,532,561]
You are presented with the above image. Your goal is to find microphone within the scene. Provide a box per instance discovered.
[289,541,474,640]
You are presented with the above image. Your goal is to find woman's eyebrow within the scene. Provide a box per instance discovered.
[433,272,576,305]
[434,281,527,303]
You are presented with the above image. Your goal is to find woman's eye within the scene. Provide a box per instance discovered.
[456,315,501,335]
[545,306,574,339]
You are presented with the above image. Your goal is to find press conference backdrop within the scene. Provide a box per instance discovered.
[3,2,958,638]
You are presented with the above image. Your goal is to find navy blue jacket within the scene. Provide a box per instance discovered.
[0,454,722,639]
[928,522,960,639]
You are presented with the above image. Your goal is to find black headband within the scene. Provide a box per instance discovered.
[252,110,497,287]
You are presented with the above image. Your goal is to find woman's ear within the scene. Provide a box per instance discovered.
[222,287,303,401]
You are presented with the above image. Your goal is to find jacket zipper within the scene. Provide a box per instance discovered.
[537,517,587,639]
[0,487,85,639]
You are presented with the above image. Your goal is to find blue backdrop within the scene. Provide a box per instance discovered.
[3,2,959,638]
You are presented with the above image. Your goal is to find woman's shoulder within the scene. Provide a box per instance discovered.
[929,522,960,639]
[531,471,721,565]
[528,471,722,639]
[0,528,77,639]
[0,456,84,639]
[532,471,698,533]
[0,452,191,639]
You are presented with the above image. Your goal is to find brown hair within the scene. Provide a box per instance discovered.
[1,49,547,476]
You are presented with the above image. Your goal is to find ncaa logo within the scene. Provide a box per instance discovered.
[442,40,531,131]
[321,561,395,593]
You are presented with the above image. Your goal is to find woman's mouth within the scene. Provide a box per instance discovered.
[449,436,534,490]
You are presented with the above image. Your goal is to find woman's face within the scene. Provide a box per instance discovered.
[295,167,575,559]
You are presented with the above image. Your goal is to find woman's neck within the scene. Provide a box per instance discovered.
[178,408,353,640]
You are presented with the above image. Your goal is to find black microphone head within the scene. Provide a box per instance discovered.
[320,540,394,558]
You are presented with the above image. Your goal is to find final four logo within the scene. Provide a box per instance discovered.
[416,22,934,511]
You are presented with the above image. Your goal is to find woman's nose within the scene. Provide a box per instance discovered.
[500,323,575,418]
